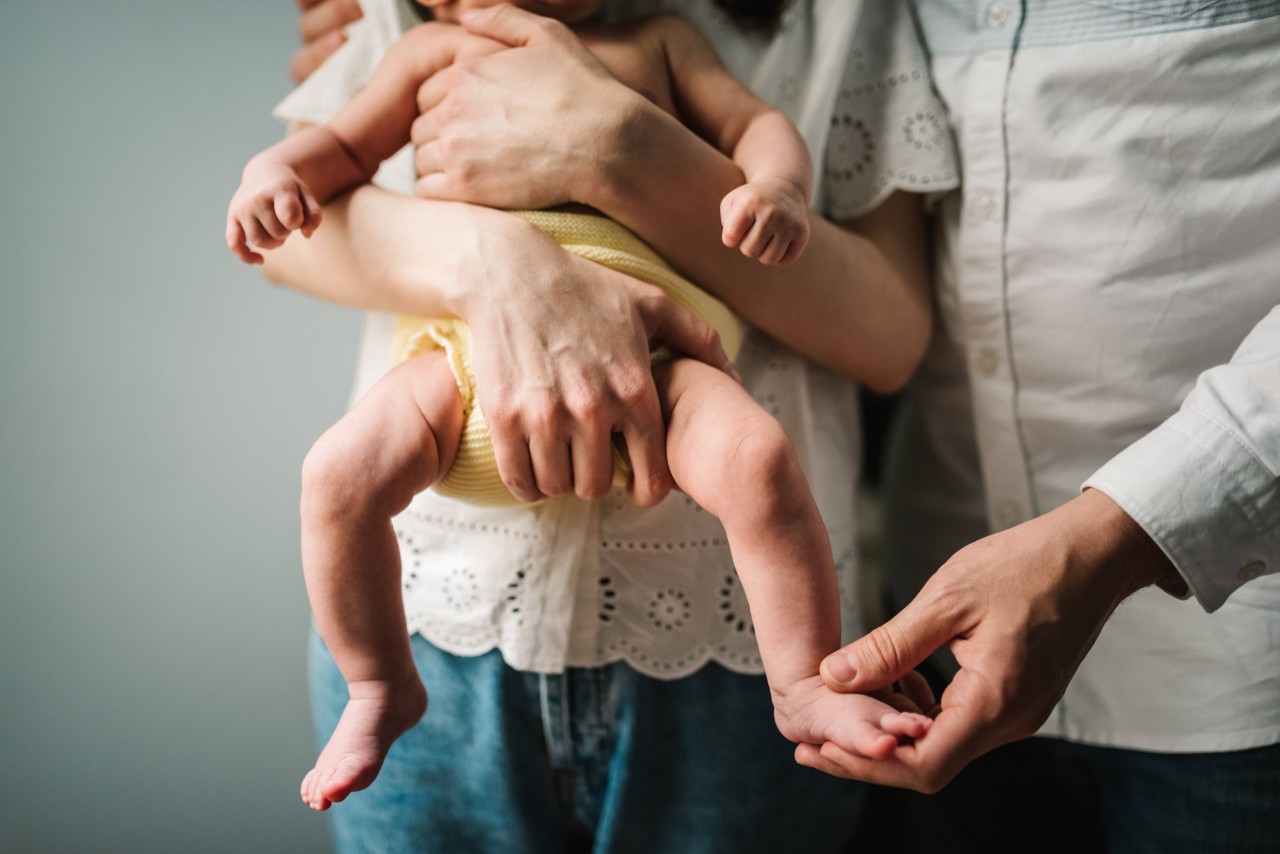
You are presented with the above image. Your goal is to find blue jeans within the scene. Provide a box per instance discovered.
[309,632,866,853]
[928,731,1280,854]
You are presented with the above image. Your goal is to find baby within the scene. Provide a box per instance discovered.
[228,0,930,812]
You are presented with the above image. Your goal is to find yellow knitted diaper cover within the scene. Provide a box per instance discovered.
[389,209,743,506]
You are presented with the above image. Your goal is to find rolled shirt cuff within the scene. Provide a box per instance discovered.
[1084,408,1280,613]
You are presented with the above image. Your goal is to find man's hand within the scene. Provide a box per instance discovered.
[797,488,1179,792]
[290,0,363,83]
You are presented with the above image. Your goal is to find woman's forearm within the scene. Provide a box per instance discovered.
[589,103,932,392]
[259,183,534,317]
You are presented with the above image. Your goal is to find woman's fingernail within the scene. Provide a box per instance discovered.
[822,654,857,686]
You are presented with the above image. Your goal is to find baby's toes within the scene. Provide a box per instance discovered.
[322,756,370,804]
[301,768,329,812]
[881,711,933,740]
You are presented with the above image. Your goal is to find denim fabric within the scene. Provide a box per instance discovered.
[309,632,866,854]
[928,734,1280,854]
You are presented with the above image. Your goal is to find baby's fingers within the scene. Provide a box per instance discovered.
[273,186,307,233]
[776,231,808,266]
[226,218,263,265]
[758,236,789,266]
[720,194,753,249]
[243,211,294,257]
[299,184,324,238]
[738,219,773,260]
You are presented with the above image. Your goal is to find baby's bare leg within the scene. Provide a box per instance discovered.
[298,351,463,811]
[654,359,929,757]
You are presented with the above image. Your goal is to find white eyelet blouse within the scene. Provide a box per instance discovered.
[276,0,957,678]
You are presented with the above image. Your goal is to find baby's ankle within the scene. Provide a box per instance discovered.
[346,670,425,704]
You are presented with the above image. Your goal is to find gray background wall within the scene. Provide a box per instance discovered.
[1,2,358,850]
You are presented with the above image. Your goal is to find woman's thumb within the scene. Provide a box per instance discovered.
[820,599,956,692]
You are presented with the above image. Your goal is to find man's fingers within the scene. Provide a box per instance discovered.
[794,743,858,780]
[821,596,961,693]
[413,139,443,177]
[289,30,346,83]
[802,695,989,794]
[299,0,361,44]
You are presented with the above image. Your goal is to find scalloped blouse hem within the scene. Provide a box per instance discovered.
[413,628,768,681]
[828,177,959,222]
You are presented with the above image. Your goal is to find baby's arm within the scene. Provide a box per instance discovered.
[227,22,504,264]
[654,16,813,266]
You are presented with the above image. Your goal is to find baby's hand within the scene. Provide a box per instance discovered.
[772,675,932,759]
[225,162,322,265]
[720,177,810,266]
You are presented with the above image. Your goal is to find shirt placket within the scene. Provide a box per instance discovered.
[955,0,1035,531]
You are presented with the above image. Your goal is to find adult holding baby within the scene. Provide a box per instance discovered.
[291,2,1280,852]
[265,0,955,851]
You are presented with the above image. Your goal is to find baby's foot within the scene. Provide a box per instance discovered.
[301,676,427,811]
[772,675,931,759]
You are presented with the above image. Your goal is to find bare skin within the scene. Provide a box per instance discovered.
[294,349,929,810]
[254,1,932,810]
[797,489,1181,793]
[269,6,931,505]
[233,13,812,267]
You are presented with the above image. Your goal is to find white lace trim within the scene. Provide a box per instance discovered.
[280,0,942,679]
[823,3,960,219]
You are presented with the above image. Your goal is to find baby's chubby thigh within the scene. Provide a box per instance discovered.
[301,351,465,525]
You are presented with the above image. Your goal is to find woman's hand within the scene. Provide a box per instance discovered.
[452,217,735,505]
[410,5,654,209]
[290,0,363,83]
[261,188,734,507]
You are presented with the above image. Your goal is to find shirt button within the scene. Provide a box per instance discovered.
[976,348,1000,376]
[996,500,1021,529]
[1238,560,1267,582]
[987,3,1011,27]
[972,194,999,221]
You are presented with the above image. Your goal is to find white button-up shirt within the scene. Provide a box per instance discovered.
[886,0,1280,751]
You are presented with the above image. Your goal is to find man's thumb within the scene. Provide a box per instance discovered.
[460,4,565,47]
[820,601,955,692]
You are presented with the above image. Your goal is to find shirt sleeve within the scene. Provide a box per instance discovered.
[821,2,958,220]
[1085,306,1280,612]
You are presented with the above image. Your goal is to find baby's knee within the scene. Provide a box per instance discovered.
[708,415,803,515]
[300,436,359,524]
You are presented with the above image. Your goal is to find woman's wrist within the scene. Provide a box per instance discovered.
[578,89,711,212]
[437,210,561,321]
